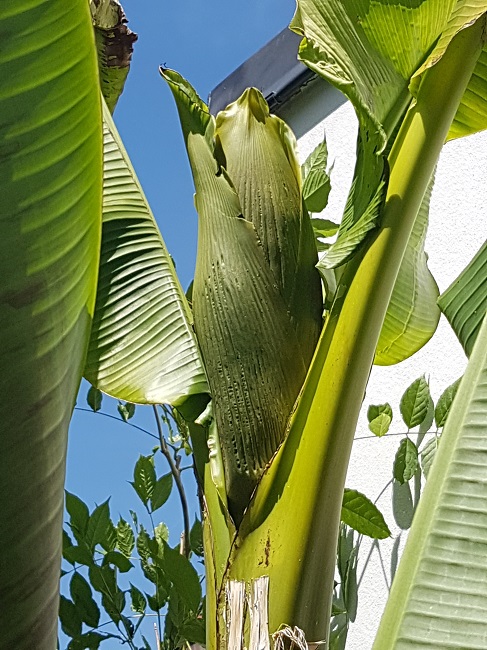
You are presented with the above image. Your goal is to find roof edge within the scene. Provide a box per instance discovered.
[208,28,316,115]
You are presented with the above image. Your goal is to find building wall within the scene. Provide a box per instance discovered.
[281,90,487,648]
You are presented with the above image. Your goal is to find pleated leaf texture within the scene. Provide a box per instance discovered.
[374,175,440,365]
[439,239,487,357]
[84,100,208,411]
[294,0,487,270]
[0,1,102,647]
[164,71,323,523]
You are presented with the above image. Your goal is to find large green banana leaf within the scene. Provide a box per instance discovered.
[84,100,208,414]
[438,239,487,357]
[295,1,487,364]
[373,309,487,649]
[0,2,102,648]
[215,90,322,367]
[374,175,440,365]
[163,70,322,523]
[294,0,487,145]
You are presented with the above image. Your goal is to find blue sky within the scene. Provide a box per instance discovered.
[64,1,295,647]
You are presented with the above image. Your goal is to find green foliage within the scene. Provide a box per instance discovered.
[393,439,419,484]
[60,407,204,650]
[329,526,359,649]
[328,373,460,644]
[367,403,393,437]
[151,474,173,512]
[190,518,204,557]
[118,402,136,422]
[341,489,390,539]
[87,387,103,413]
[131,456,157,507]
[302,138,332,213]
[434,377,461,428]
[399,376,433,429]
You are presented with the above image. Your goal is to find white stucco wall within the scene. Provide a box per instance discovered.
[282,88,487,649]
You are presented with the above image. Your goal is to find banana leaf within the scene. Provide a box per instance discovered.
[438,239,487,357]
[375,175,440,365]
[90,0,138,112]
[84,100,208,416]
[373,309,487,649]
[163,71,322,523]
[0,1,102,647]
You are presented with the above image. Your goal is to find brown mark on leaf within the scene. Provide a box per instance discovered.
[91,0,138,110]
[92,0,138,69]
[264,533,271,567]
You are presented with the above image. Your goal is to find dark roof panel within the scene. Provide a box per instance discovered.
[208,28,315,115]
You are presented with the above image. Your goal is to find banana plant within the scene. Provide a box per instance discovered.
[159,1,487,647]
[2,2,487,650]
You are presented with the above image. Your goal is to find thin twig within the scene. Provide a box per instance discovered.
[74,407,158,440]
[353,430,436,442]
[152,405,191,557]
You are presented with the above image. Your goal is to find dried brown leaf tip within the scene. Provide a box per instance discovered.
[90,0,138,110]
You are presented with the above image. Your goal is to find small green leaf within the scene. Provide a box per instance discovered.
[59,595,83,638]
[163,542,202,611]
[400,376,432,428]
[147,593,164,612]
[329,617,349,650]
[331,601,347,616]
[63,544,94,567]
[179,617,206,645]
[155,522,169,548]
[70,572,100,628]
[311,217,339,239]
[302,140,331,213]
[103,550,133,573]
[66,492,90,543]
[129,584,147,614]
[137,527,159,583]
[116,518,135,559]
[101,591,125,624]
[341,489,391,539]
[150,473,173,512]
[88,564,117,596]
[421,436,439,479]
[129,509,138,528]
[87,385,103,412]
[435,377,462,428]
[190,518,204,557]
[367,403,393,422]
[393,438,419,483]
[337,525,354,582]
[117,401,136,422]
[131,455,156,506]
[368,412,392,437]
[86,500,112,551]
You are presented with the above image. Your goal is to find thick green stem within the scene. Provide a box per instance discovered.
[221,17,485,646]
